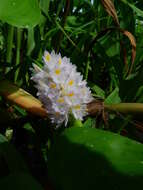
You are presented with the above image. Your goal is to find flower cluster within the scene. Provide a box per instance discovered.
[31,50,93,126]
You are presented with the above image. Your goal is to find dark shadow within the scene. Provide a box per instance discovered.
[48,135,143,190]
[0,141,28,179]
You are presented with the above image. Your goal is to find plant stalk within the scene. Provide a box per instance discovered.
[104,103,143,115]
[1,80,143,117]
[14,28,22,82]
[6,25,14,64]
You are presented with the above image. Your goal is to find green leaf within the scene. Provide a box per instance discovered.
[83,118,95,128]
[0,173,43,190]
[40,0,50,16]
[119,70,143,102]
[27,27,35,55]
[0,134,8,144]
[106,41,120,57]
[0,0,41,28]
[0,134,43,189]
[121,0,143,17]
[91,85,105,99]
[72,120,83,128]
[0,133,28,174]
[48,127,143,190]
[105,87,121,104]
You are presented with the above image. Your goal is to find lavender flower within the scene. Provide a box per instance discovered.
[31,51,93,126]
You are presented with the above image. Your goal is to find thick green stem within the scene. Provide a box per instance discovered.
[27,27,35,56]
[6,25,14,64]
[104,103,143,115]
[14,28,22,82]
[88,101,143,116]
[0,80,47,117]
[1,80,143,118]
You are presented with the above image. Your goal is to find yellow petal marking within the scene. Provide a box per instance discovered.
[74,105,81,110]
[58,58,62,65]
[57,97,64,103]
[68,80,74,86]
[50,83,56,89]
[45,54,50,62]
[67,92,74,97]
[55,69,61,75]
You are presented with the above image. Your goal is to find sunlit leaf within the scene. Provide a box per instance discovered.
[105,87,121,104]
[91,85,105,99]
[121,0,143,18]
[0,0,41,27]
[48,127,143,190]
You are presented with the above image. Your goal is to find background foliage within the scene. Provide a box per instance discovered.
[0,0,143,189]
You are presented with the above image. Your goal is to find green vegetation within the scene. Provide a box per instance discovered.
[48,127,143,190]
[0,0,143,189]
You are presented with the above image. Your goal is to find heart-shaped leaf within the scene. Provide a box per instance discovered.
[0,0,41,28]
[48,127,143,190]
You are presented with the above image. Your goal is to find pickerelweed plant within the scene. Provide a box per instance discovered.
[31,51,93,126]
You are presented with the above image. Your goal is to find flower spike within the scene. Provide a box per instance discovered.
[31,50,93,126]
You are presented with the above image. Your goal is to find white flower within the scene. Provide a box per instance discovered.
[31,50,93,126]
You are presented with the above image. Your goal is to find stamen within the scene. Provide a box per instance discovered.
[45,53,50,62]
[50,83,56,88]
[68,80,74,86]
[67,92,74,97]
[74,105,81,110]
[55,69,61,75]
[58,58,62,65]
[57,97,64,103]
